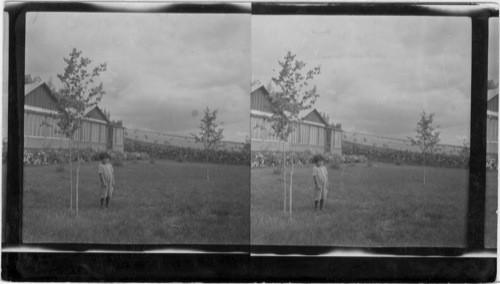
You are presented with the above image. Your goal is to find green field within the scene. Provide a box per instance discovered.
[23,160,249,244]
[251,162,497,247]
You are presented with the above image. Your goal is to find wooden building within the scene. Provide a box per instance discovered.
[487,92,498,154]
[24,82,124,151]
[250,85,342,154]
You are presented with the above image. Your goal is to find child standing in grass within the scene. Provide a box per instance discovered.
[312,154,329,213]
[98,152,115,209]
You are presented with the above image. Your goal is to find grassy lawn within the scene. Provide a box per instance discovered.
[251,162,497,247]
[23,160,249,244]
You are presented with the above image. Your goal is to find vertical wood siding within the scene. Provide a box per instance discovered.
[86,107,108,122]
[251,87,272,113]
[488,95,498,112]
[24,85,122,151]
[487,117,498,142]
[303,110,325,125]
[25,86,59,111]
[250,86,342,154]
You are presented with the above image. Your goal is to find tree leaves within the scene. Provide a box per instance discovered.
[192,107,224,151]
[267,51,321,141]
[408,110,441,155]
[54,48,107,139]
[25,74,42,84]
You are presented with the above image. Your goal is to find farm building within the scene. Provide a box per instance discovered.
[24,82,124,151]
[487,91,498,154]
[250,85,342,154]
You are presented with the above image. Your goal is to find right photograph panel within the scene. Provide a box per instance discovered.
[250,15,492,247]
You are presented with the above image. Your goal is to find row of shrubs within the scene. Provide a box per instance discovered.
[251,151,368,168]
[22,147,151,166]
[343,141,498,170]
[251,145,498,171]
[124,139,250,166]
[18,137,251,166]
[15,139,499,171]
[342,141,472,169]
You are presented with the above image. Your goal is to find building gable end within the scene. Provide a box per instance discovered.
[303,109,328,126]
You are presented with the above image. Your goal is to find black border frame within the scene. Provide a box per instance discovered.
[2,1,498,282]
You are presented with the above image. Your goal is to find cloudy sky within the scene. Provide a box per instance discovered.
[21,12,250,142]
[253,16,498,146]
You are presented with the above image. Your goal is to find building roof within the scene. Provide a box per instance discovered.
[251,84,265,94]
[24,82,62,112]
[25,81,120,126]
[303,109,329,126]
[25,82,49,96]
[487,93,498,113]
[84,106,111,124]
[251,85,332,127]
[488,89,498,101]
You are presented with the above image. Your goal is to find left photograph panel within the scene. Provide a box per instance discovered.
[20,11,250,244]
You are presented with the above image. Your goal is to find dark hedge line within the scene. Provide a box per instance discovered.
[342,141,480,169]
[21,147,143,166]
[124,138,250,166]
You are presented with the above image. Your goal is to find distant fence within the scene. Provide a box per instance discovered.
[341,131,464,155]
[124,128,245,151]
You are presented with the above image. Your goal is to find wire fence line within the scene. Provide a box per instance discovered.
[341,130,465,155]
[124,127,245,151]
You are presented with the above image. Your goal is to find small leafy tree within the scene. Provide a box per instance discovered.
[459,140,470,169]
[408,110,440,184]
[241,136,251,154]
[267,51,321,218]
[320,112,330,125]
[54,48,107,215]
[487,79,498,90]
[25,74,42,84]
[192,107,224,181]
[251,79,262,88]
[46,77,57,94]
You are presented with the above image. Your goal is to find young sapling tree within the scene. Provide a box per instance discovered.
[54,48,107,215]
[267,51,321,218]
[408,110,440,184]
[192,107,224,181]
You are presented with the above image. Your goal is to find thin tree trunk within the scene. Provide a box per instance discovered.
[206,151,209,181]
[289,144,294,219]
[283,141,286,214]
[69,138,73,211]
[423,154,426,185]
[76,141,80,215]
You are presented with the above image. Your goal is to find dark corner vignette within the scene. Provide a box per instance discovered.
[4,2,25,247]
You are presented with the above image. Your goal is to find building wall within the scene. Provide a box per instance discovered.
[488,95,498,112]
[112,127,125,151]
[251,116,326,144]
[24,84,125,152]
[251,140,327,153]
[330,128,342,153]
[251,87,272,112]
[24,110,110,151]
[487,116,498,154]
[24,136,107,151]
[250,87,342,155]
[303,110,325,125]
[250,114,342,155]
